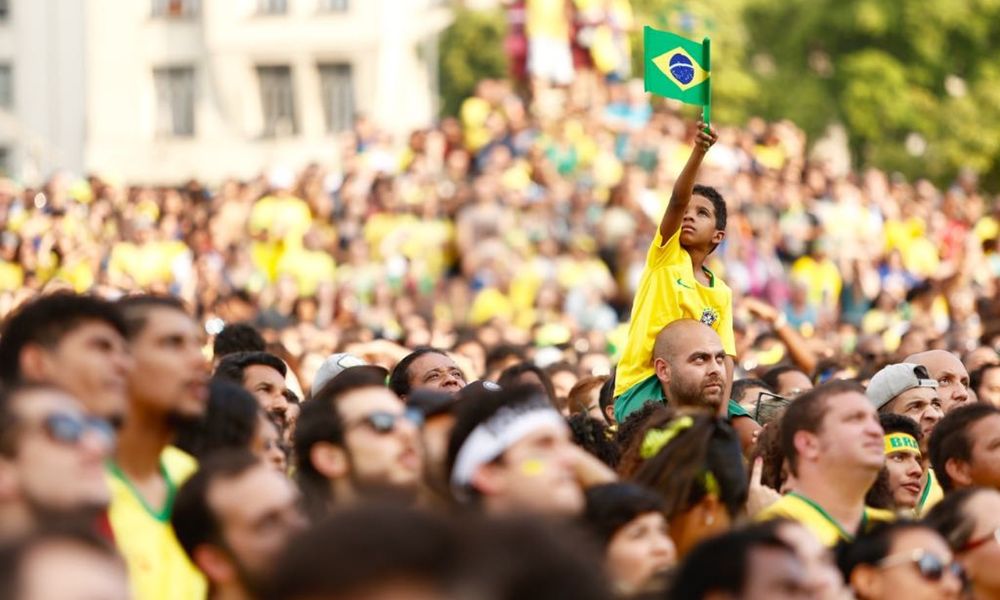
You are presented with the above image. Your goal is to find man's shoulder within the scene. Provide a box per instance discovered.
[614,374,666,422]
[647,229,690,269]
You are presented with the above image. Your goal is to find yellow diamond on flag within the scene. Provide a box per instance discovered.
[651,47,710,92]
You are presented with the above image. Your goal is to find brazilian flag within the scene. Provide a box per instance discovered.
[643,27,712,120]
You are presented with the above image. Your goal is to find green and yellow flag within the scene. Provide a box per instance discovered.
[643,27,712,122]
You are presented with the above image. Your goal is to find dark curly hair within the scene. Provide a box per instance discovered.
[692,184,727,231]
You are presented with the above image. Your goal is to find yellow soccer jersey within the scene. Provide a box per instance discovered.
[917,468,944,517]
[614,229,735,398]
[756,493,895,547]
[107,446,206,600]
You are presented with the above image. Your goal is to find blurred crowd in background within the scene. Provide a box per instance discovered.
[1,70,999,399]
[1,1,1000,599]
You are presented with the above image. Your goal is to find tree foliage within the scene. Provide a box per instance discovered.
[438,7,508,117]
[439,0,1000,187]
[739,0,1000,186]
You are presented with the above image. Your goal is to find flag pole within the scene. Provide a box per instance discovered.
[702,37,711,131]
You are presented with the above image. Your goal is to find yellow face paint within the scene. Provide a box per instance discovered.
[520,458,546,477]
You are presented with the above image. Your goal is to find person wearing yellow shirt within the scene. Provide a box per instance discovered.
[275,229,336,298]
[757,382,895,546]
[108,296,211,600]
[0,257,22,291]
[0,231,24,291]
[790,239,842,309]
[248,185,313,282]
[614,121,735,421]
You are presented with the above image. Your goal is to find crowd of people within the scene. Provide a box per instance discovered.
[1,2,1000,596]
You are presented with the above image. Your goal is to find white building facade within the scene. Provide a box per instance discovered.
[0,0,451,184]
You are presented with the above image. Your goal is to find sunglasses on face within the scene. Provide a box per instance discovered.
[879,549,965,583]
[37,413,115,449]
[350,409,422,434]
[960,526,1000,553]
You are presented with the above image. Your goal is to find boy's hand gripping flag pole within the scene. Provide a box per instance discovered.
[643,27,712,130]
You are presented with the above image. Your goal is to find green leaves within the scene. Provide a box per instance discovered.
[436,0,1000,187]
[734,0,1000,186]
[438,7,508,117]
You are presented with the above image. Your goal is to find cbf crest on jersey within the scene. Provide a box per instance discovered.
[700,307,719,327]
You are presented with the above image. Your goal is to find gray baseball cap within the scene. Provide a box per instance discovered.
[312,353,368,393]
[866,363,938,410]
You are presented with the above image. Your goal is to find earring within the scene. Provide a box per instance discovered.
[705,513,715,526]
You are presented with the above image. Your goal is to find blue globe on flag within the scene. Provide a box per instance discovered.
[668,53,695,85]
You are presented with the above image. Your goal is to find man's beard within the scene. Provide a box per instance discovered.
[28,502,107,532]
[215,541,270,598]
[670,376,724,411]
[344,450,419,505]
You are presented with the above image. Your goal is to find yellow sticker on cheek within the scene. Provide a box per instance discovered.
[520,458,546,477]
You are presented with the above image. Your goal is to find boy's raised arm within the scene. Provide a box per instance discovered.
[659,120,719,241]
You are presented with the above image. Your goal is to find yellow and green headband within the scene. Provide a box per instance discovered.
[884,432,921,457]
[640,416,694,459]
[639,415,720,496]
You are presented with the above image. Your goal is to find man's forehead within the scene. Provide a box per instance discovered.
[826,392,872,414]
[897,386,936,403]
[245,363,285,382]
[684,337,725,356]
[64,319,124,340]
[338,386,402,416]
[971,413,1000,436]
[138,308,200,336]
[916,352,967,376]
[413,353,457,370]
[210,464,295,518]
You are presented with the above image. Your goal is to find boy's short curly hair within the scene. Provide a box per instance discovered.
[693,184,727,232]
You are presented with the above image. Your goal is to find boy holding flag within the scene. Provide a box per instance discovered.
[614,29,737,421]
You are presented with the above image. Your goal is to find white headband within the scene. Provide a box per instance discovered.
[451,402,566,491]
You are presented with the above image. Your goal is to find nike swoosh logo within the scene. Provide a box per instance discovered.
[676,278,694,289]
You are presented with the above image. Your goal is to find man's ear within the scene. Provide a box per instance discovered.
[850,564,882,600]
[793,430,820,464]
[471,462,506,498]
[654,357,671,387]
[193,545,236,584]
[310,442,349,480]
[18,344,53,382]
[945,457,973,489]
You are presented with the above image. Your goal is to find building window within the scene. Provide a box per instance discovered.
[257,66,296,137]
[258,0,288,14]
[318,0,349,11]
[318,63,354,134]
[154,67,195,136]
[0,65,13,109]
[151,0,199,18]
